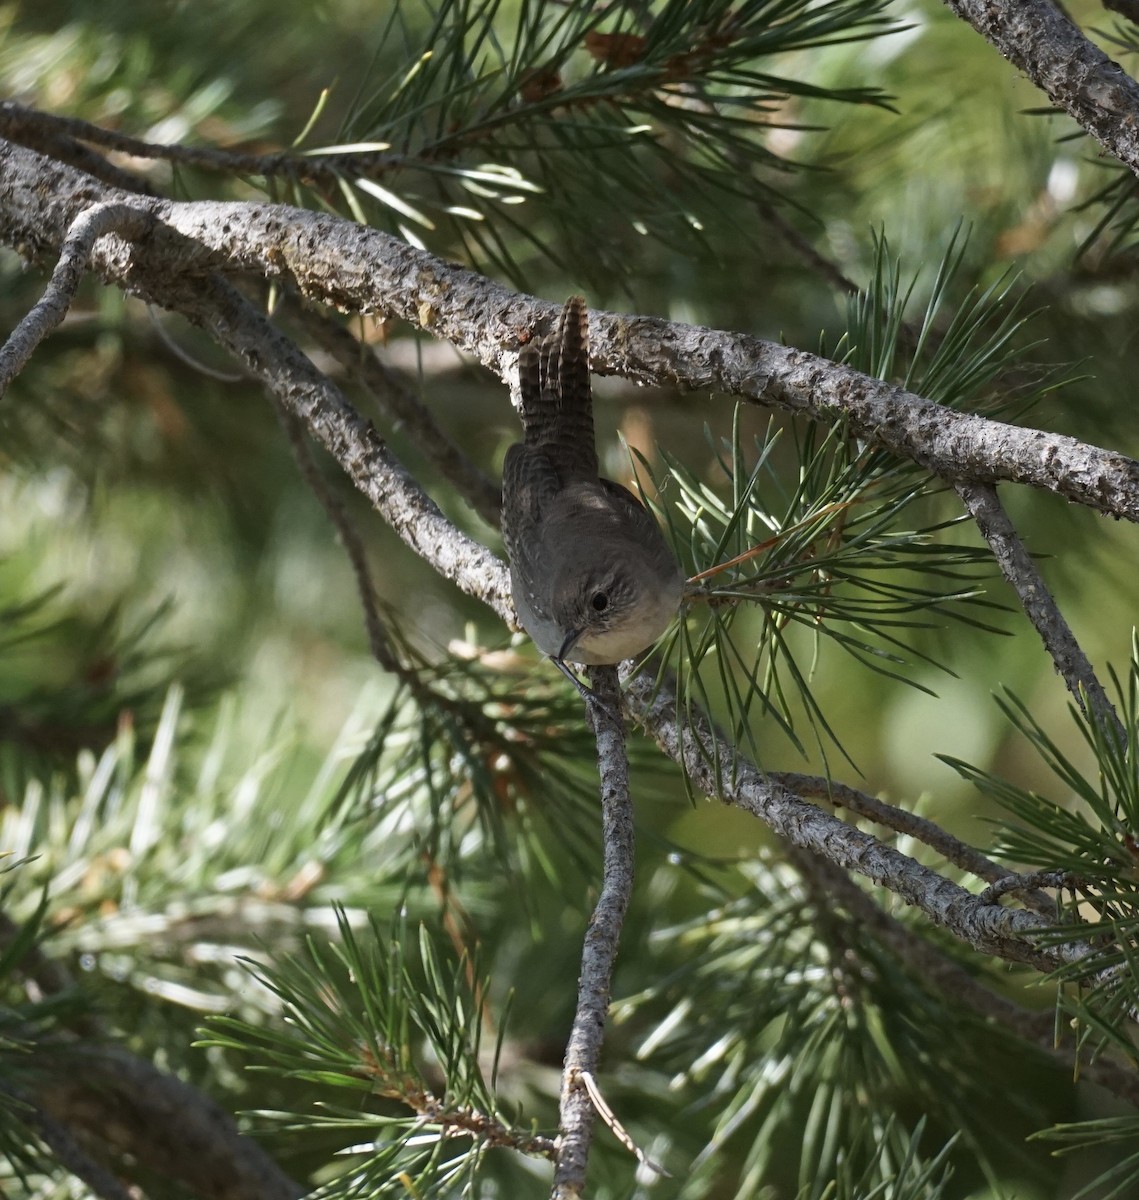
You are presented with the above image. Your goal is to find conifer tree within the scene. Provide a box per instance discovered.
[1,2,1139,1197]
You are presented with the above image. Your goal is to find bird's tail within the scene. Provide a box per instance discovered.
[518,295,599,479]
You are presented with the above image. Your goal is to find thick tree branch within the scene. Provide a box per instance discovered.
[0,911,301,1199]
[4,140,1139,526]
[0,912,105,1038]
[941,0,1139,178]
[553,667,636,1199]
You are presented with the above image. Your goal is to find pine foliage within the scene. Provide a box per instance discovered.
[2,1,1139,1198]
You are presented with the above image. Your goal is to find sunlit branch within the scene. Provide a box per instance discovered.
[4,140,1139,526]
[771,771,1058,918]
[0,200,151,395]
[554,666,636,1199]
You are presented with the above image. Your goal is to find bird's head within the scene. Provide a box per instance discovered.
[551,552,682,666]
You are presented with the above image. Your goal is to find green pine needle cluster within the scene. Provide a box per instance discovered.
[306,0,903,285]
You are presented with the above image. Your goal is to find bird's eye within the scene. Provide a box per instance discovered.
[591,591,609,613]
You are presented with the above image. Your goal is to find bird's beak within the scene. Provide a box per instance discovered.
[551,630,595,703]
[557,628,583,663]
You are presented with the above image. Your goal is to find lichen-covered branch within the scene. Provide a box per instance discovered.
[940,0,1139,178]
[4,139,1139,526]
[553,667,636,1199]
[956,481,1121,732]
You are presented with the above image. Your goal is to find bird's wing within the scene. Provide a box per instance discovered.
[597,477,663,535]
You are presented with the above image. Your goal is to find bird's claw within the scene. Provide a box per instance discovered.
[551,656,620,724]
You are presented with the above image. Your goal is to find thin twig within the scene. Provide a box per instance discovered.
[147,304,244,381]
[0,200,151,394]
[978,868,1071,908]
[753,195,860,296]
[413,1090,557,1159]
[3,120,153,194]
[0,100,384,192]
[956,481,1123,734]
[553,666,636,1200]
[772,771,1058,918]
[577,1070,668,1177]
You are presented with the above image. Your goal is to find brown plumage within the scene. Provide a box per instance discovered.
[502,297,683,673]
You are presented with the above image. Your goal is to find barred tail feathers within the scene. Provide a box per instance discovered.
[520,295,599,479]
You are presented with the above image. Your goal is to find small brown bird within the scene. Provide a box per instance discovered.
[501,296,683,691]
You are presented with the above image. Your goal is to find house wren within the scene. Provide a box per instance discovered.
[501,296,683,689]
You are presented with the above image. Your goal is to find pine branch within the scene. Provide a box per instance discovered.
[553,667,636,1198]
[622,666,1082,973]
[4,138,1137,528]
[940,0,1139,178]
[956,480,1122,733]
[0,0,899,289]
[205,912,556,1194]
[769,772,1058,917]
[0,106,154,194]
